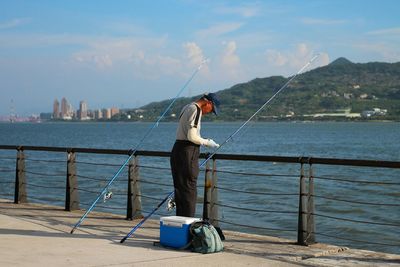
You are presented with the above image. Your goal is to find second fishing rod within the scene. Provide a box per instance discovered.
[120,54,320,243]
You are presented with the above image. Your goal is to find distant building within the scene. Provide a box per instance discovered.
[343,93,353,99]
[304,108,361,118]
[78,100,89,120]
[53,99,60,119]
[61,97,68,118]
[110,107,119,118]
[285,111,295,117]
[87,110,94,119]
[40,112,52,120]
[361,108,387,118]
[60,97,73,120]
[102,108,111,119]
[94,109,103,119]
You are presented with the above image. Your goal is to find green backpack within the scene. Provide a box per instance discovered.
[189,221,224,253]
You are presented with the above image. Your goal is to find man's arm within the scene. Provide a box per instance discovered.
[187,127,219,148]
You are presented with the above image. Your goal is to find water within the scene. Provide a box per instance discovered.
[0,121,399,160]
[0,121,399,254]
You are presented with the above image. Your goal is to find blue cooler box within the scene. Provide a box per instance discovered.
[160,216,200,248]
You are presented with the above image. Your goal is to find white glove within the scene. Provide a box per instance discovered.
[206,139,220,148]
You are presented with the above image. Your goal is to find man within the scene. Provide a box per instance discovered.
[170,93,220,217]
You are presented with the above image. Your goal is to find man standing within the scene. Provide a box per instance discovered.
[170,93,220,217]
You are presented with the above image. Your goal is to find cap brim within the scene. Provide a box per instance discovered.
[212,103,219,115]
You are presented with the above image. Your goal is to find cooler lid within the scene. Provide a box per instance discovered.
[160,216,201,225]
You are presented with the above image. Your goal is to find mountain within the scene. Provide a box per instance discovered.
[129,58,400,121]
[329,57,353,66]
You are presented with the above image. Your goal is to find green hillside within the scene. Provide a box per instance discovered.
[126,58,400,121]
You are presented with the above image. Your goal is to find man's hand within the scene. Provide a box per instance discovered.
[206,139,220,148]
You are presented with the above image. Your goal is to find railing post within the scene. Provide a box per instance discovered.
[209,158,219,227]
[307,163,316,244]
[202,159,212,220]
[297,162,308,245]
[127,155,142,219]
[65,151,79,211]
[14,147,27,204]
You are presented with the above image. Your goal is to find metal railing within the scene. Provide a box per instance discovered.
[0,145,399,254]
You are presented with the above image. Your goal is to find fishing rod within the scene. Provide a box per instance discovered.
[70,59,209,234]
[120,54,320,243]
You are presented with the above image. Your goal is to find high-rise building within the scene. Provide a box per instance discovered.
[68,103,74,118]
[53,99,60,119]
[110,107,120,118]
[94,109,103,119]
[78,100,88,120]
[102,108,111,119]
[61,97,68,118]
[61,97,73,120]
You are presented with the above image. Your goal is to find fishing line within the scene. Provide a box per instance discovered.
[70,59,209,234]
[119,53,320,243]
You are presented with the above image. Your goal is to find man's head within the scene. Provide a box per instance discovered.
[201,93,220,115]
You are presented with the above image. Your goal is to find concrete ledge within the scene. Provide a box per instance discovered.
[0,199,399,267]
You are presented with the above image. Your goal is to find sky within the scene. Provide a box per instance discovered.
[0,0,399,116]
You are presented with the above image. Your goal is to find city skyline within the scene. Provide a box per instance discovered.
[1,0,399,116]
[52,97,120,120]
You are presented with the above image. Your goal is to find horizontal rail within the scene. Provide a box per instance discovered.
[216,218,296,232]
[217,185,298,196]
[216,202,297,214]
[313,175,400,185]
[313,194,400,206]
[312,213,400,227]
[1,145,399,169]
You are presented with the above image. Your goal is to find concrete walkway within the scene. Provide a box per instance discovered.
[0,199,399,267]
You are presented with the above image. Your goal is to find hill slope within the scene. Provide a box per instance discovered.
[128,58,400,121]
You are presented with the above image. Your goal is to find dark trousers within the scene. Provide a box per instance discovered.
[170,140,200,217]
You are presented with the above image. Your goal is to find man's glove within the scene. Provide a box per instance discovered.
[206,139,220,148]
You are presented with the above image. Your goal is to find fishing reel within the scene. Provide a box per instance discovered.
[167,196,176,211]
[103,191,113,202]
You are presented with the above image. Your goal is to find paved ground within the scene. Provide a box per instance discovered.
[0,199,399,267]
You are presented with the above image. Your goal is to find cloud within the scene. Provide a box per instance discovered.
[265,43,329,75]
[317,53,330,67]
[102,20,150,35]
[196,22,244,39]
[92,54,113,69]
[367,27,400,36]
[214,5,260,18]
[300,17,347,25]
[0,18,30,30]
[0,33,83,47]
[213,40,246,83]
[0,32,203,79]
[183,42,206,67]
[70,35,180,75]
[72,38,211,80]
[221,41,240,68]
[72,39,134,69]
[265,50,288,66]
